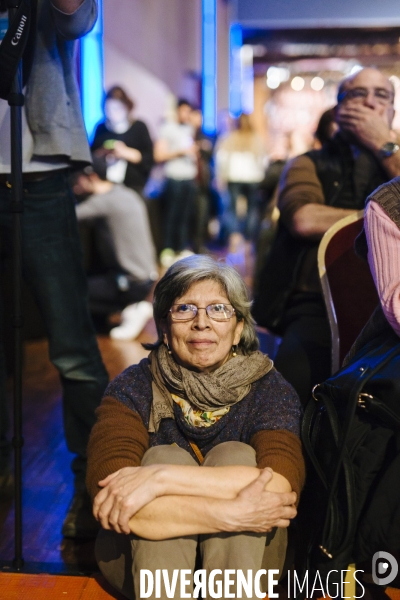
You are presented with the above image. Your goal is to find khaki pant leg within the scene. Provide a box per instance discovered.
[200,441,288,599]
[95,445,198,600]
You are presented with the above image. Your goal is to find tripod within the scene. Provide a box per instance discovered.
[7,0,25,571]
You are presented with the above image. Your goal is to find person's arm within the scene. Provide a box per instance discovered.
[75,193,109,221]
[128,470,296,540]
[251,429,305,503]
[336,103,400,179]
[93,457,294,535]
[86,396,150,501]
[112,142,143,164]
[136,123,155,177]
[154,138,197,164]
[290,204,357,241]
[364,200,400,336]
[278,155,356,241]
[51,0,97,39]
[214,147,229,191]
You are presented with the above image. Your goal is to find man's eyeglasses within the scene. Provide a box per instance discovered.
[338,87,394,105]
[169,303,236,322]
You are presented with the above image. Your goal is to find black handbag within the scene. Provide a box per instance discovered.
[299,327,400,588]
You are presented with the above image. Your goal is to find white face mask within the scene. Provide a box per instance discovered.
[105,99,130,133]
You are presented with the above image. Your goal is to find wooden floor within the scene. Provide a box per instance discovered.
[0,319,157,574]
[0,572,126,599]
[0,243,399,599]
[0,242,257,582]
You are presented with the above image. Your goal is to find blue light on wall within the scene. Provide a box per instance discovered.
[80,0,104,143]
[229,23,242,118]
[202,0,217,135]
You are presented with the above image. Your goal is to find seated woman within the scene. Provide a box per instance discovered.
[86,255,305,600]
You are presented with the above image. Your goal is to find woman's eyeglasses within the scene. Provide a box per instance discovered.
[169,303,236,322]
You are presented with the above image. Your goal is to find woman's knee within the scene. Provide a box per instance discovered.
[141,444,198,467]
[203,441,256,467]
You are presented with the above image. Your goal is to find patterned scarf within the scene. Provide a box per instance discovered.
[148,343,274,432]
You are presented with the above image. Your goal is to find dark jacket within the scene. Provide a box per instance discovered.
[252,134,388,334]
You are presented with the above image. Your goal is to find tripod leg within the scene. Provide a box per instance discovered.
[8,7,25,568]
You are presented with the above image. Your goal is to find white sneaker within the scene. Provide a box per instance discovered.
[110,301,153,340]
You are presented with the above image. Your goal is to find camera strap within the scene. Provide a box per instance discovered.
[0,0,35,101]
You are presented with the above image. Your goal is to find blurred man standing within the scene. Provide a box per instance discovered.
[0,0,109,538]
[154,99,198,264]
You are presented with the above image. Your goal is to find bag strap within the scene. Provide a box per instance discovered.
[0,0,34,101]
[189,440,204,465]
[302,389,356,557]
[317,390,357,555]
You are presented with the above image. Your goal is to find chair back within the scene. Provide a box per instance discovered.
[318,210,379,374]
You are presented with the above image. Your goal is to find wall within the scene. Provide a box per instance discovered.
[234,0,400,27]
[216,0,230,113]
[102,0,231,137]
[102,0,202,137]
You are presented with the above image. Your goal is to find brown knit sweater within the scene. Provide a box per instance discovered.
[87,360,305,504]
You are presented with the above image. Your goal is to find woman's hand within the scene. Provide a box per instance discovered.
[93,465,164,534]
[223,468,297,533]
[113,141,142,163]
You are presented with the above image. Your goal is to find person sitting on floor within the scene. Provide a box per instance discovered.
[86,254,304,600]
[74,164,158,339]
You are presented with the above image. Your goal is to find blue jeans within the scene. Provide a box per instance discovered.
[163,178,196,252]
[226,182,261,240]
[0,171,109,489]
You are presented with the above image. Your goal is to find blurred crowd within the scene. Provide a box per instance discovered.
[73,85,335,340]
[73,69,400,406]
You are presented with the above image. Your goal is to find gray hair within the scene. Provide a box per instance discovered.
[145,255,259,353]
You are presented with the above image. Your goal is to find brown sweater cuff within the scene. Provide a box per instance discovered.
[250,429,305,505]
[86,396,149,501]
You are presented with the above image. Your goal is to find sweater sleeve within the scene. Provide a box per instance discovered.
[364,201,400,337]
[136,121,154,179]
[86,396,149,501]
[278,154,325,230]
[250,429,305,505]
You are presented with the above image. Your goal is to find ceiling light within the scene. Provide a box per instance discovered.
[291,76,305,91]
[311,76,324,91]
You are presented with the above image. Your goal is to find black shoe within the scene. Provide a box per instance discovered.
[0,470,14,500]
[62,490,100,540]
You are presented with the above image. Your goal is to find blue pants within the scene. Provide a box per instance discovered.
[0,171,109,488]
[226,182,260,241]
